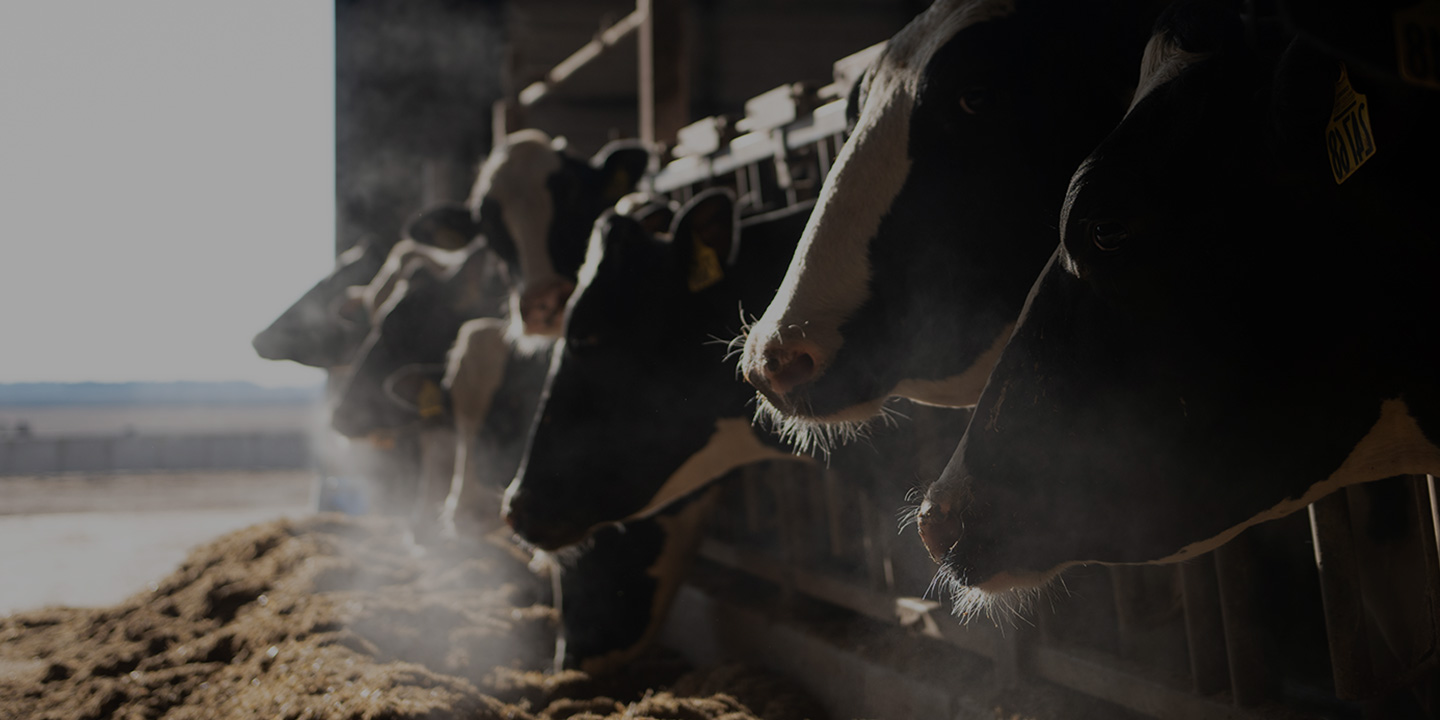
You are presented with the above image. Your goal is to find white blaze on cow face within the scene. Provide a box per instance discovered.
[439,317,514,537]
[945,399,1440,617]
[741,0,1016,415]
[1155,398,1440,565]
[891,323,1013,406]
[1128,32,1208,113]
[623,418,805,522]
[470,129,566,332]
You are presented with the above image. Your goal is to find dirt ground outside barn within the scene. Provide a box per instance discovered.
[0,471,825,720]
[0,470,318,615]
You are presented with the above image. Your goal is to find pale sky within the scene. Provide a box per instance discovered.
[0,1,334,388]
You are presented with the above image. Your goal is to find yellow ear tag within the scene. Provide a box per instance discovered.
[435,226,467,249]
[1325,65,1377,185]
[418,379,445,419]
[687,239,725,293]
[1395,1,1440,90]
[367,431,397,450]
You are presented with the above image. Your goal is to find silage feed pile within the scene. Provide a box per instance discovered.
[0,514,824,720]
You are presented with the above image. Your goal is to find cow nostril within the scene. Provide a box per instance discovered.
[916,497,962,564]
[760,342,821,397]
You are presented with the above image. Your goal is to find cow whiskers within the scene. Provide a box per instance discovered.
[897,483,928,533]
[725,305,761,376]
[946,580,1041,629]
[896,503,923,534]
[704,332,749,369]
[941,567,1063,630]
[752,395,874,460]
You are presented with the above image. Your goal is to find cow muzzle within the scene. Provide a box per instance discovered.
[501,484,589,550]
[916,495,963,565]
[518,278,576,336]
[742,334,826,414]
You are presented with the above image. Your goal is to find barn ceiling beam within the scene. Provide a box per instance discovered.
[517,8,646,108]
[639,0,688,147]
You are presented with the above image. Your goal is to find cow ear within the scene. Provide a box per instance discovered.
[383,364,450,420]
[1269,39,1345,173]
[635,202,677,235]
[593,141,650,203]
[671,188,738,293]
[405,203,481,250]
[615,192,678,234]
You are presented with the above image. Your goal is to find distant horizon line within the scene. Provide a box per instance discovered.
[0,381,325,407]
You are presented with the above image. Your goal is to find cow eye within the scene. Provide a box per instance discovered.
[1088,221,1128,252]
[958,87,991,115]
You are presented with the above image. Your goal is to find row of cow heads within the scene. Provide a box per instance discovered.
[723,0,1440,615]
[502,189,811,550]
[503,0,1176,567]
[254,130,649,445]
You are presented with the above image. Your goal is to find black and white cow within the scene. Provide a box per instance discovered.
[499,190,972,669]
[501,191,811,550]
[465,130,650,337]
[502,188,972,549]
[436,196,702,673]
[251,237,390,368]
[917,1,1440,610]
[436,317,552,538]
[739,0,1165,445]
[554,487,719,674]
[330,243,508,439]
[252,205,479,369]
[439,193,678,537]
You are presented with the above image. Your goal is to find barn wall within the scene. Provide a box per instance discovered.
[510,0,922,157]
[334,0,922,254]
[335,0,505,254]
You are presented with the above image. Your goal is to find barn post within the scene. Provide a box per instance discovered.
[493,37,525,148]
[1409,475,1440,711]
[1214,530,1280,705]
[1309,493,1378,699]
[638,0,688,148]
[1428,475,1440,561]
[1178,554,1231,694]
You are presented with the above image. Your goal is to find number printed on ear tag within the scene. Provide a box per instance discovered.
[1325,65,1377,185]
[1395,1,1440,90]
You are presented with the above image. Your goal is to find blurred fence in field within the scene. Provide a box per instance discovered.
[0,432,313,475]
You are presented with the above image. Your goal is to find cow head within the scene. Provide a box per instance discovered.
[559,487,717,673]
[501,190,807,550]
[917,4,1440,615]
[253,203,485,369]
[462,130,649,337]
[251,239,389,368]
[330,245,508,439]
[739,0,1159,446]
